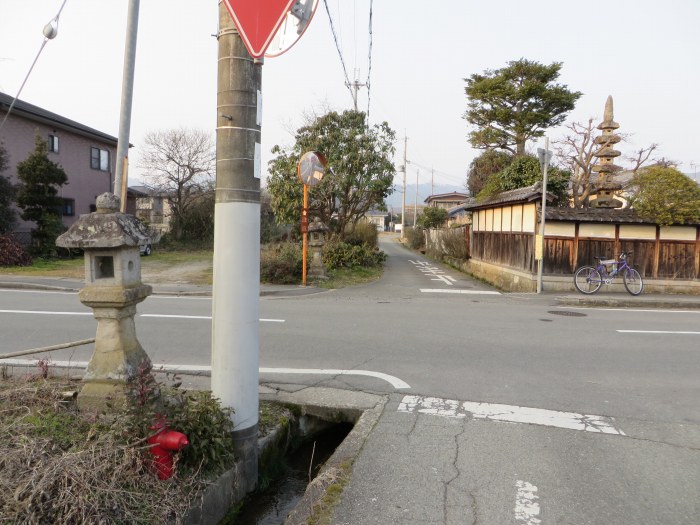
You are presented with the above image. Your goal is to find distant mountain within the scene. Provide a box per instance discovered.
[384,183,467,209]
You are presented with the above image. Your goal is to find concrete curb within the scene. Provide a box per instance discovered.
[0,281,80,292]
[554,295,700,310]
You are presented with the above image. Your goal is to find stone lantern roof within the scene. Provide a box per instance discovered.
[57,193,154,249]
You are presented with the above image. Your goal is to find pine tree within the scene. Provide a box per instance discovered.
[16,135,68,257]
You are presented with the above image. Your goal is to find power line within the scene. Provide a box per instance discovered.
[322,0,353,103]
[366,0,373,120]
[0,0,68,135]
[407,159,465,186]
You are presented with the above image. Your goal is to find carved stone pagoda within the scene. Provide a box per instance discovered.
[591,96,624,208]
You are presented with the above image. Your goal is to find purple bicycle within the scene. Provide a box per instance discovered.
[574,251,644,296]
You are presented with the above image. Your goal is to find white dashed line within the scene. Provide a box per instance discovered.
[397,395,626,435]
[617,330,700,335]
[515,480,542,525]
[420,289,501,295]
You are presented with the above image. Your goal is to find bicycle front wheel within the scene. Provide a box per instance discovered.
[623,268,644,295]
[574,266,602,294]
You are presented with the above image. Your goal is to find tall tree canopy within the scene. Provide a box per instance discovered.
[478,155,571,207]
[628,166,700,226]
[467,150,513,196]
[0,142,17,234]
[139,128,215,240]
[464,59,581,156]
[267,110,395,236]
[16,135,68,256]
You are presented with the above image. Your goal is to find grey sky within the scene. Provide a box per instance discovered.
[1,0,699,190]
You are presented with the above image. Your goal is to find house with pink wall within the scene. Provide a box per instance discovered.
[0,92,117,238]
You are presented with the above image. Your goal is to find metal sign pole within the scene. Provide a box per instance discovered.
[537,137,550,294]
[302,184,309,286]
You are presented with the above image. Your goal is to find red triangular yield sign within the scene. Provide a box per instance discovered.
[222,0,298,59]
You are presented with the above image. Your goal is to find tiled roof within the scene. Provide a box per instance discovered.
[545,208,647,224]
[0,91,118,144]
[424,192,468,204]
[463,183,550,210]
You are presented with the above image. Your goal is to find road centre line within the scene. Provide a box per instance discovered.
[398,395,626,435]
[515,480,542,525]
[617,330,700,335]
[0,309,91,316]
[0,310,284,322]
[1,359,410,389]
[421,287,496,294]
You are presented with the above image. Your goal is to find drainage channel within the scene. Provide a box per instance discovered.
[234,421,353,524]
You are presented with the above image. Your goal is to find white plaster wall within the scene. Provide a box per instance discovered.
[579,223,616,238]
[546,222,575,237]
[660,226,697,241]
[512,205,523,232]
[619,225,656,239]
[522,204,536,233]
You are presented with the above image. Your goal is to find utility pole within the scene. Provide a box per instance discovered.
[211,0,261,490]
[347,69,366,111]
[114,0,139,209]
[431,167,434,196]
[401,133,407,240]
[413,168,419,227]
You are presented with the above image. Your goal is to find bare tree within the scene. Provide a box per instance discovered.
[555,119,598,208]
[139,128,215,240]
[556,120,658,208]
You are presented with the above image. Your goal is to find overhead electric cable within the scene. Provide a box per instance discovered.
[366,0,374,120]
[0,0,68,134]
[322,0,354,102]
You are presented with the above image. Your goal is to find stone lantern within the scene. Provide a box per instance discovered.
[308,217,329,280]
[56,193,154,411]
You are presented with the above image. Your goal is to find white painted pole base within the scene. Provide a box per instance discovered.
[211,200,260,433]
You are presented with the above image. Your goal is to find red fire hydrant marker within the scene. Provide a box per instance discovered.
[147,424,189,480]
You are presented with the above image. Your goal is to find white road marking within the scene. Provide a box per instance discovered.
[0,289,78,295]
[0,309,91,316]
[142,314,284,322]
[557,306,700,315]
[1,359,410,389]
[431,275,454,285]
[0,310,284,322]
[259,367,410,389]
[515,480,542,525]
[617,330,700,335]
[420,289,501,295]
[397,395,626,435]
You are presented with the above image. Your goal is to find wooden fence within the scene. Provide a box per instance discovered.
[470,224,700,280]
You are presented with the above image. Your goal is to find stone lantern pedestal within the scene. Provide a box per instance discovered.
[308,218,329,280]
[56,193,155,411]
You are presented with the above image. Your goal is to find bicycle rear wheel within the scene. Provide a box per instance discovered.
[623,268,644,295]
[574,266,602,294]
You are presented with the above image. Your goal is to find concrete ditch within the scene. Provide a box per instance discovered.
[184,386,386,524]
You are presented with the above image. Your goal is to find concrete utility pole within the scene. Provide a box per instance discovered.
[211,1,261,489]
[114,0,140,206]
[347,69,366,111]
[431,167,434,196]
[413,168,419,227]
[401,134,407,240]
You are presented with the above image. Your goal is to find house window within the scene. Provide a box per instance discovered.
[62,198,75,217]
[48,134,59,153]
[90,147,110,171]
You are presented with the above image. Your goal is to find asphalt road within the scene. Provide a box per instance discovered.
[1,236,699,523]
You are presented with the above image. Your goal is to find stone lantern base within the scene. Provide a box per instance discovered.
[77,284,152,412]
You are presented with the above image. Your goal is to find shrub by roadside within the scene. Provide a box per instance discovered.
[0,234,32,266]
[323,240,386,270]
[260,242,303,284]
[404,226,424,250]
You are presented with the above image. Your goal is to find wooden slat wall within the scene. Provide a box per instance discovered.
[472,225,700,279]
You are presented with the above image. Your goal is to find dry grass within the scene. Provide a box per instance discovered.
[0,377,209,524]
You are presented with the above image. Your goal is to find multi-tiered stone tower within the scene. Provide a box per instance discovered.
[591,96,624,208]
